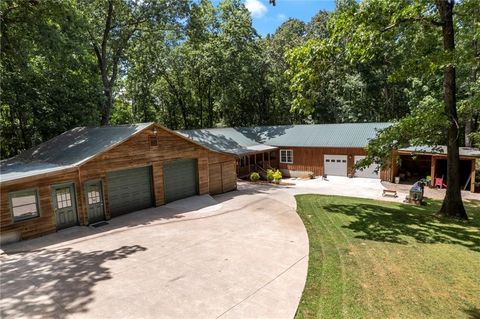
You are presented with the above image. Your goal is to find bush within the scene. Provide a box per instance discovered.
[308,173,315,179]
[266,169,274,182]
[272,169,282,183]
[250,172,260,182]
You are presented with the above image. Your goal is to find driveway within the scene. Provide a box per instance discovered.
[3,175,455,319]
[0,188,308,319]
[283,175,407,202]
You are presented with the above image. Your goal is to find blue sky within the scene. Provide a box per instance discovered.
[213,0,336,36]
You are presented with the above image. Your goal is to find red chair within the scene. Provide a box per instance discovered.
[434,177,447,189]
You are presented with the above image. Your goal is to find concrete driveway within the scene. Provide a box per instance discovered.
[0,188,308,319]
[284,175,407,202]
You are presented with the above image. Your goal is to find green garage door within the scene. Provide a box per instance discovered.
[164,159,198,203]
[107,166,153,217]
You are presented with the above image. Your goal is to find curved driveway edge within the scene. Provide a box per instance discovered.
[1,184,309,319]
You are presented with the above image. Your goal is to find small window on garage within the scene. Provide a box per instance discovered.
[9,189,40,222]
[280,150,293,164]
[337,160,341,163]
[149,135,158,147]
[87,189,101,204]
[326,159,330,162]
[55,187,72,208]
[342,160,346,163]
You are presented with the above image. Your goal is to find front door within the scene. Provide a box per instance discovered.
[85,180,105,224]
[53,183,78,230]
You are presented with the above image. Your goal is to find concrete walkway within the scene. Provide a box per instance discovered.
[0,189,309,319]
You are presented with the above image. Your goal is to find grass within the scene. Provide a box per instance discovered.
[295,195,480,319]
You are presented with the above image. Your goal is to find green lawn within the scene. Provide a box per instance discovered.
[295,195,480,319]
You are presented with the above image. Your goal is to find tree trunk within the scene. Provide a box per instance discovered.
[101,86,113,126]
[437,0,468,219]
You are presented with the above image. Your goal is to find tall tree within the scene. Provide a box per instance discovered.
[78,0,188,125]
[0,0,102,159]
[436,0,467,218]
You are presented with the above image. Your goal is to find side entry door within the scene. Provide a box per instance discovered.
[52,183,78,230]
[85,180,105,224]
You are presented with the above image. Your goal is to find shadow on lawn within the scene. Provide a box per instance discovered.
[0,245,146,319]
[464,307,480,319]
[323,202,480,252]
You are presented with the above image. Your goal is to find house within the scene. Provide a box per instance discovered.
[2,122,478,244]
[180,123,392,179]
[180,123,479,192]
[0,123,236,243]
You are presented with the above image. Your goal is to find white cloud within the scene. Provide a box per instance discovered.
[277,13,286,21]
[245,0,268,18]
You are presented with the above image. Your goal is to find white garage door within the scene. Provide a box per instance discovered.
[324,155,348,176]
[354,156,379,179]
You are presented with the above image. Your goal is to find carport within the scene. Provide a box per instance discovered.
[397,146,479,192]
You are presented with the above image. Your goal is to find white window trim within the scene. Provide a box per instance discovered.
[9,188,41,223]
[280,149,294,164]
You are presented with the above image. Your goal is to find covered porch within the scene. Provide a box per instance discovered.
[396,147,478,193]
[237,149,279,178]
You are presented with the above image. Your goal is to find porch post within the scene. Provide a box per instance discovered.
[431,157,436,184]
[471,159,476,192]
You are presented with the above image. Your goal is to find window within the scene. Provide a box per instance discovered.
[342,160,346,163]
[280,150,293,164]
[326,159,330,162]
[9,189,40,222]
[149,135,158,147]
[55,187,72,209]
[88,189,101,204]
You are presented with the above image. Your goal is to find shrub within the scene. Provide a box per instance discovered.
[266,169,274,182]
[272,169,282,183]
[308,173,315,179]
[250,172,260,182]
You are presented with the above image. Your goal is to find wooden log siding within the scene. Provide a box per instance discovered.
[1,124,237,242]
[0,169,81,240]
[278,146,391,179]
[277,147,365,176]
[208,152,237,194]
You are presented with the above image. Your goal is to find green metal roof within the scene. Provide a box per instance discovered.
[177,128,277,156]
[399,146,480,158]
[239,122,392,147]
[179,122,390,154]
[1,123,153,182]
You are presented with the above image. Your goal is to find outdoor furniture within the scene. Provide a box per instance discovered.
[382,189,398,197]
[434,177,447,189]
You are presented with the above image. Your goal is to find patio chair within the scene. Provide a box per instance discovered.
[434,177,447,189]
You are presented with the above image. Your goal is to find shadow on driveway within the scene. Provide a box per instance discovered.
[0,245,146,319]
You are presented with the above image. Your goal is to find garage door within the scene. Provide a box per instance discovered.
[324,155,348,176]
[164,159,198,203]
[107,166,153,217]
[354,156,379,179]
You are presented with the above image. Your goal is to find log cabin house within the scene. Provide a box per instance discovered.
[0,123,237,244]
[181,122,478,191]
[180,123,392,179]
[2,122,478,244]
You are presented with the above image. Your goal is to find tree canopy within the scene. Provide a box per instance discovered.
[1,0,479,215]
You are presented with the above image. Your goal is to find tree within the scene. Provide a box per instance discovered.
[77,0,188,125]
[436,0,467,219]
[0,0,102,158]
